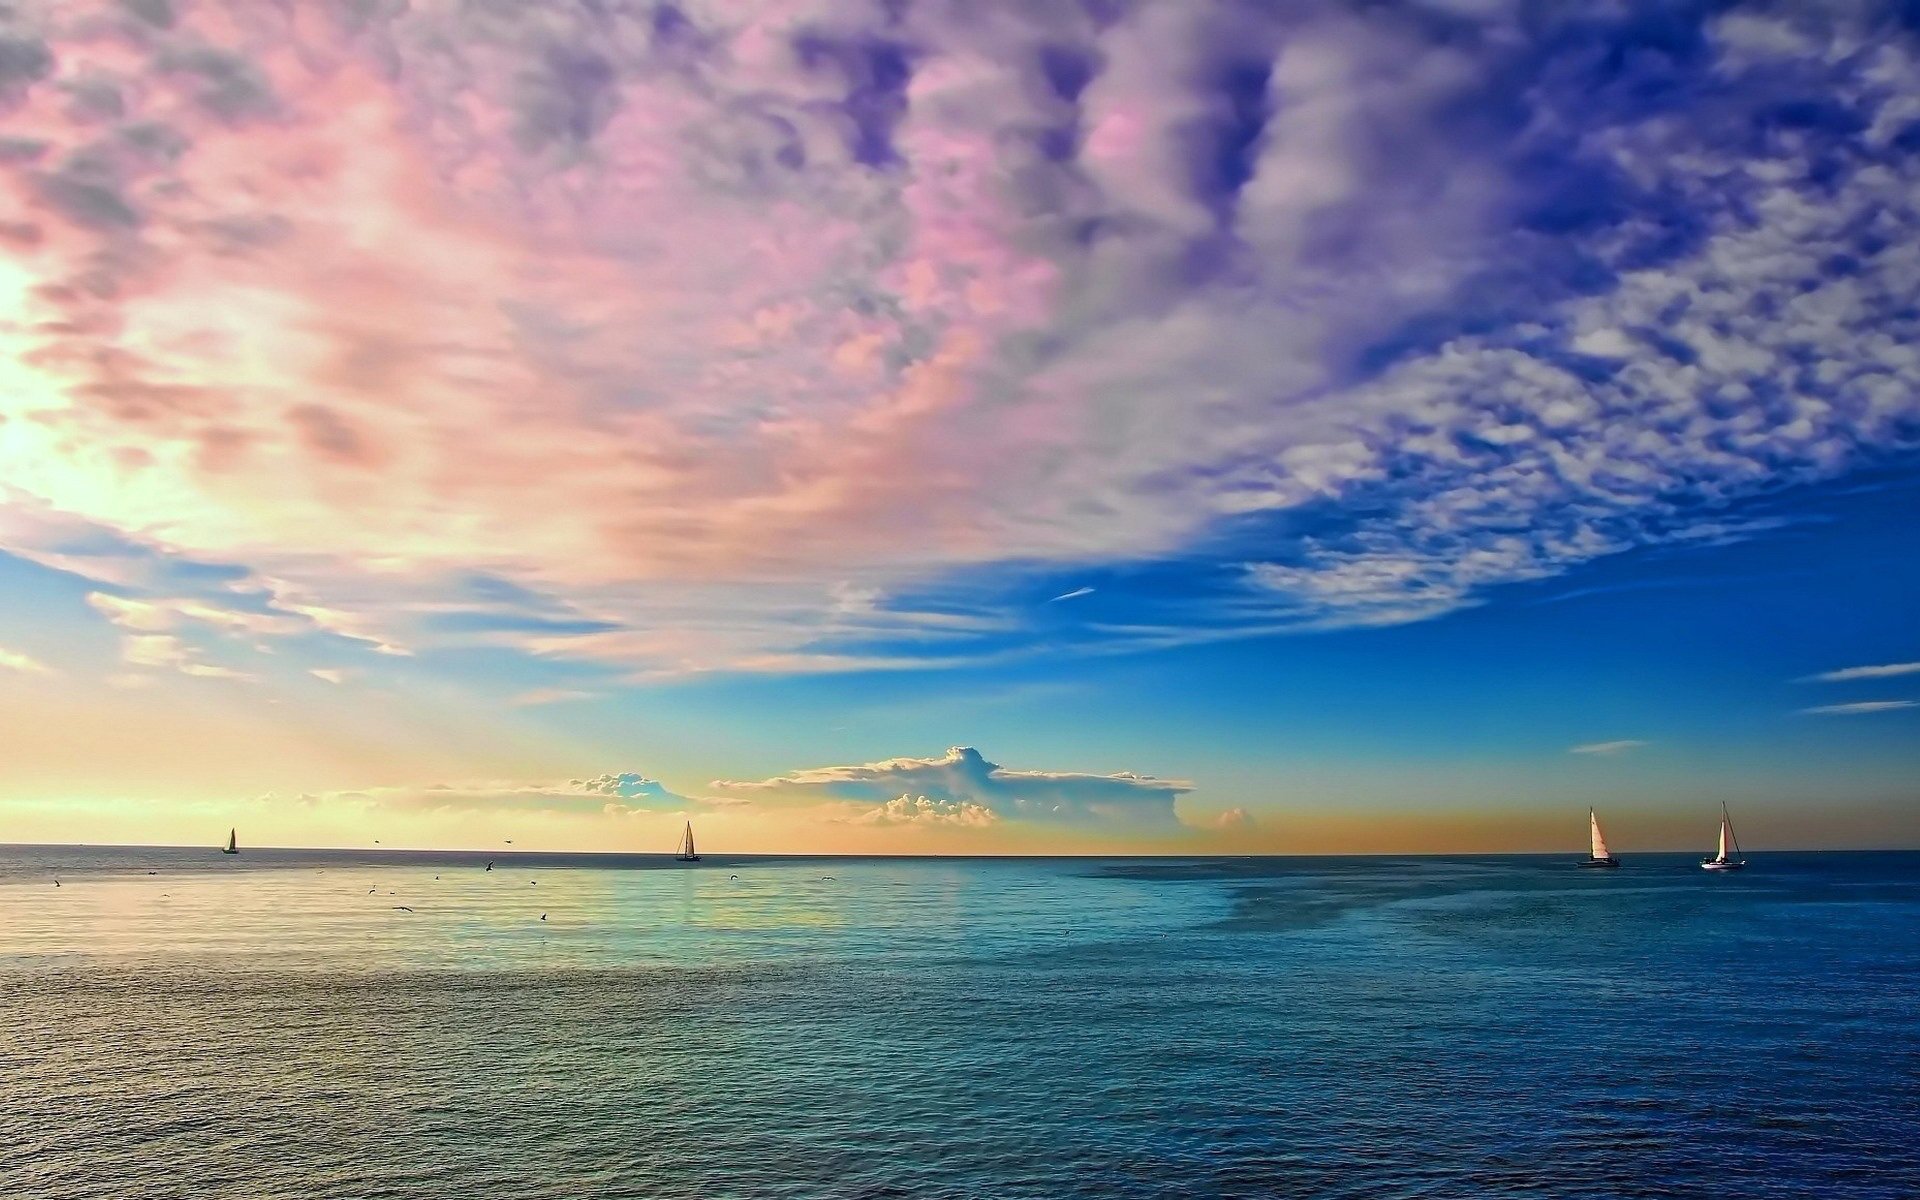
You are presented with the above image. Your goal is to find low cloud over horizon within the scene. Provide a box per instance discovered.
[713,746,1193,831]
[235,745,1196,843]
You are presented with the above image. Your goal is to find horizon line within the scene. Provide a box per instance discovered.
[6,841,1918,858]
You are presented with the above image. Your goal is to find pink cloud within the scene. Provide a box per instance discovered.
[2,1,1917,681]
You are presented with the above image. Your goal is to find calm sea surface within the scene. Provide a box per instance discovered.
[2,846,1917,1199]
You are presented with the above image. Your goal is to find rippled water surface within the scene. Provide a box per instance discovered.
[3,846,1917,1198]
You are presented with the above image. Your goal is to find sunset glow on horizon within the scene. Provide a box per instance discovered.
[2,0,1917,854]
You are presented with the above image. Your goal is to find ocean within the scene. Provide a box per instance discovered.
[2,846,1916,1199]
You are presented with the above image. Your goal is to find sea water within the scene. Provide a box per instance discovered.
[2,847,1916,1199]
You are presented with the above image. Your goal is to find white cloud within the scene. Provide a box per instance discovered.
[1048,587,1095,603]
[309,668,350,684]
[116,633,250,681]
[1570,740,1649,756]
[713,745,1192,829]
[1806,662,1920,682]
[86,592,303,637]
[850,794,999,828]
[1800,701,1916,716]
[0,645,54,675]
[570,772,689,808]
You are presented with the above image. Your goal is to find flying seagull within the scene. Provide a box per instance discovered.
[393,906,414,913]
[539,913,547,922]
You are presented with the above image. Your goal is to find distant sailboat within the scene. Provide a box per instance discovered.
[1578,809,1620,869]
[221,828,239,855]
[1701,804,1747,871]
[675,820,700,863]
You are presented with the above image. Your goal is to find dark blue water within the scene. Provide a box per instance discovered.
[2,847,1917,1198]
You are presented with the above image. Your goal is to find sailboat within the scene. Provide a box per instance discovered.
[1700,803,1747,871]
[674,820,700,863]
[221,828,239,855]
[1578,808,1620,868]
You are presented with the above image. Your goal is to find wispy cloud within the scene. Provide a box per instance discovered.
[1805,662,1920,683]
[1570,740,1649,756]
[0,645,54,675]
[280,771,699,817]
[1800,701,1916,716]
[1048,587,1095,603]
[112,630,251,682]
[512,687,599,707]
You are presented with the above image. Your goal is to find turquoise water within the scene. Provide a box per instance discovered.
[3,847,1917,1198]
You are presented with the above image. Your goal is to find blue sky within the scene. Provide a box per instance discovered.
[0,0,1916,850]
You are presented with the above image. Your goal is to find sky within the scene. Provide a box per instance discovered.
[0,0,1917,855]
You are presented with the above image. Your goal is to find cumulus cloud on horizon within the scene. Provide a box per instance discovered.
[850,794,999,828]
[713,745,1192,830]
[3,2,1919,680]
[257,747,1189,835]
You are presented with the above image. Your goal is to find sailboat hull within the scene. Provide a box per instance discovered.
[1577,857,1620,869]
[675,854,700,862]
[1700,859,1745,871]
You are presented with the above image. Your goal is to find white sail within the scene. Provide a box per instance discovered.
[1589,810,1611,860]
[1716,817,1730,862]
[678,821,696,858]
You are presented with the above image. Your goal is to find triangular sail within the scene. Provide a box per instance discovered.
[227,828,237,852]
[1589,810,1611,860]
[679,821,695,858]
[1716,817,1730,862]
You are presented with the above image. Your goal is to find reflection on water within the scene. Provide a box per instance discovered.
[3,848,1918,1199]
[0,847,1212,972]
